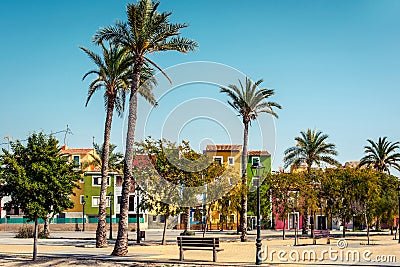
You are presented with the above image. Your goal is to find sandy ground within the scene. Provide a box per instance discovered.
[1,232,400,266]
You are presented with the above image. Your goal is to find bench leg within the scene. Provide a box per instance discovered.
[327,237,330,245]
[179,248,184,261]
[313,238,316,245]
[213,249,217,262]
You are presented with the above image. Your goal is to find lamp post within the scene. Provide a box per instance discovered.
[397,185,400,244]
[251,159,265,265]
[82,198,86,232]
[293,189,299,246]
[108,192,113,240]
[136,186,141,244]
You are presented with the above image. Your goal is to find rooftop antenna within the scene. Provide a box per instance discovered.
[64,125,73,147]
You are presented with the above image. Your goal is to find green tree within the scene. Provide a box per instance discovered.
[221,77,281,242]
[267,172,302,240]
[0,132,80,261]
[284,129,340,235]
[93,0,197,256]
[359,137,400,174]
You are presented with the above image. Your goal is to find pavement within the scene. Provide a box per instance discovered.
[0,229,400,266]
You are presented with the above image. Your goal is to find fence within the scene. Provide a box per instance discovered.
[0,217,144,224]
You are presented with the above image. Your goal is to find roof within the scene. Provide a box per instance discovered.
[205,144,243,152]
[248,150,271,156]
[61,148,94,155]
[344,161,360,168]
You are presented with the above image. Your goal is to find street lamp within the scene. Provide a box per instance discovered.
[108,192,113,240]
[136,185,141,244]
[251,159,265,265]
[292,188,300,246]
[82,196,87,232]
[397,185,400,244]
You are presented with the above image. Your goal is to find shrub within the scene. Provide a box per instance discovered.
[15,225,49,239]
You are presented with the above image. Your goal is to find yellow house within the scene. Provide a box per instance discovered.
[60,146,97,218]
[204,144,242,230]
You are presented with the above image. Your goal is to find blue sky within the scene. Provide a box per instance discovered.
[1,0,400,172]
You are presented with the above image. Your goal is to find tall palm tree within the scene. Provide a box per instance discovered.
[220,77,281,242]
[283,128,340,235]
[81,42,133,248]
[93,0,197,256]
[359,137,400,174]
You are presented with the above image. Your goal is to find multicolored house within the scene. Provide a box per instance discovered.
[59,146,96,220]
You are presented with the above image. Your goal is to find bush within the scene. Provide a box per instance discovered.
[15,225,33,238]
[15,225,49,239]
[180,230,195,236]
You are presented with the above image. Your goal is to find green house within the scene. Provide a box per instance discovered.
[83,172,117,220]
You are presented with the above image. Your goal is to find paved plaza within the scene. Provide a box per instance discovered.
[0,229,400,266]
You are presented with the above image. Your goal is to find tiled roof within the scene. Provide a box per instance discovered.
[205,144,242,152]
[248,150,271,156]
[61,148,94,155]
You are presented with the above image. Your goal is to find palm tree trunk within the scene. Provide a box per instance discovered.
[97,98,115,248]
[161,215,168,245]
[112,58,144,256]
[240,121,249,242]
[183,207,190,233]
[33,216,38,261]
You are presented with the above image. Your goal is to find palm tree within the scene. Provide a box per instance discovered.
[81,42,133,248]
[220,77,281,242]
[283,128,340,235]
[93,0,197,256]
[87,143,124,173]
[359,137,400,174]
[81,41,157,248]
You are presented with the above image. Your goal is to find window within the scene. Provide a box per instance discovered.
[80,195,85,204]
[229,214,235,223]
[252,157,260,165]
[152,215,157,222]
[92,196,110,207]
[228,157,234,166]
[72,155,80,168]
[116,175,123,187]
[213,156,223,165]
[92,196,100,207]
[117,196,122,204]
[92,176,110,186]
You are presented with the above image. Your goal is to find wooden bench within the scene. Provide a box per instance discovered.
[313,229,331,244]
[177,237,224,262]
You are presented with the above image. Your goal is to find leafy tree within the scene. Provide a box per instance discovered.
[248,180,272,228]
[284,129,339,235]
[0,132,80,260]
[267,172,303,240]
[93,0,197,256]
[359,137,400,174]
[135,138,229,243]
[221,77,281,241]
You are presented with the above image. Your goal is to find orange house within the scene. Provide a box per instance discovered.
[60,146,97,218]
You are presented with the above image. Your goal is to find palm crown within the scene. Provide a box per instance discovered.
[284,129,340,172]
[93,0,197,79]
[81,42,132,116]
[359,137,400,174]
[221,78,281,124]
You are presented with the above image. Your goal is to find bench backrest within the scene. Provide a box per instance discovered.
[313,230,330,236]
[177,237,220,248]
